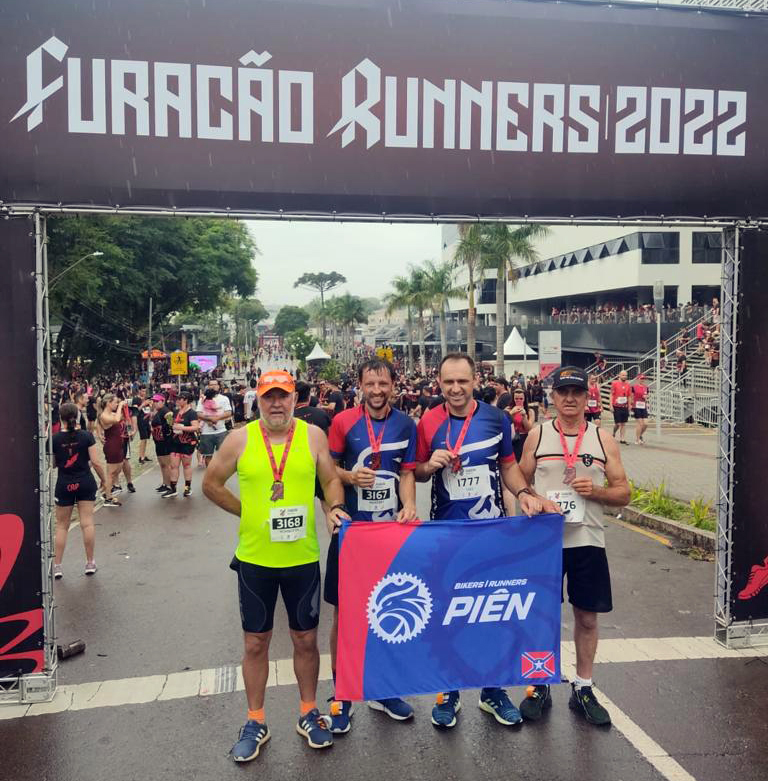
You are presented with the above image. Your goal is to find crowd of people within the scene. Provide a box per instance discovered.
[547,298,719,326]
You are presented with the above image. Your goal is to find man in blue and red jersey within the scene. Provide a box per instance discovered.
[415,352,556,730]
[324,358,418,732]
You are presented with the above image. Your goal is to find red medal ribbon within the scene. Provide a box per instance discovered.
[556,420,586,471]
[259,421,296,484]
[364,407,388,463]
[445,401,476,462]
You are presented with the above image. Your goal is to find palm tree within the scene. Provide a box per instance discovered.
[407,266,432,374]
[421,258,465,360]
[453,223,485,360]
[324,296,343,358]
[481,223,550,376]
[334,292,368,364]
[384,275,415,373]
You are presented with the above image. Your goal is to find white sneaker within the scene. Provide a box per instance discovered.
[85,560,97,575]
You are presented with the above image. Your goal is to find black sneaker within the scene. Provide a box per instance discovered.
[112,484,123,494]
[568,684,611,726]
[161,487,178,498]
[102,497,122,508]
[155,484,169,493]
[519,684,552,721]
[127,483,136,493]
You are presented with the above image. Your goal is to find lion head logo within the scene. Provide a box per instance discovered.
[367,572,433,644]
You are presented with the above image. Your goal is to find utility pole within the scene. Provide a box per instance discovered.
[147,297,154,381]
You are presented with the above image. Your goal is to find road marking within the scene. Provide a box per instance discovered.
[609,517,672,547]
[3,636,766,721]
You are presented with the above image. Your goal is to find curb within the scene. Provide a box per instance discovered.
[616,506,716,552]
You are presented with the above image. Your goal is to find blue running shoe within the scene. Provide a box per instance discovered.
[325,699,354,734]
[296,708,334,749]
[368,697,414,721]
[431,691,461,728]
[478,687,523,726]
[230,720,270,762]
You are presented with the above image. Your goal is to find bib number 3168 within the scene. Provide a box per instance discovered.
[269,505,308,542]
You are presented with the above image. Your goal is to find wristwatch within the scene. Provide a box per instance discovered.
[515,487,533,498]
[330,503,348,513]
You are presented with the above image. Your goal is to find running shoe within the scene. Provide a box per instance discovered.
[102,497,122,508]
[111,484,123,494]
[183,485,192,498]
[478,688,523,726]
[53,564,63,580]
[325,699,354,733]
[368,698,414,721]
[738,556,768,600]
[569,683,611,726]
[127,483,136,493]
[161,487,178,498]
[296,708,333,749]
[231,719,270,762]
[155,484,169,493]
[85,560,97,576]
[519,684,552,721]
[431,691,461,728]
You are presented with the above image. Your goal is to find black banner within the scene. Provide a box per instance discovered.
[731,229,768,622]
[0,0,765,218]
[0,218,44,677]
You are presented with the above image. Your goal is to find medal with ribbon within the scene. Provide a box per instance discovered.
[364,407,388,470]
[260,421,296,501]
[445,401,476,473]
[556,420,586,485]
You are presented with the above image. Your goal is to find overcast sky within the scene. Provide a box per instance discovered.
[246,221,442,309]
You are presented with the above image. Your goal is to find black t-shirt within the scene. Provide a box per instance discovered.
[327,390,344,417]
[86,399,98,422]
[173,408,199,446]
[151,406,174,442]
[294,404,331,434]
[53,430,96,478]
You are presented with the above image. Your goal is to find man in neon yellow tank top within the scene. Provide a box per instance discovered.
[203,370,349,762]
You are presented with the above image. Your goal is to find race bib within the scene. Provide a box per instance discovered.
[547,489,586,524]
[635,401,646,409]
[587,399,598,408]
[358,477,397,516]
[269,505,308,542]
[446,465,492,501]
[616,396,628,405]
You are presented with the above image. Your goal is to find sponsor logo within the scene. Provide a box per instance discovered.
[367,572,432,644]
[521,651,556,679]
[442,587,536,625]
[581,453,594,467]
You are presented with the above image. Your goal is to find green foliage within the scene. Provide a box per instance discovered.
[283,329,315,361]
[294,271,347,295]
[48,215,258,371]
[629,480,715,531]
[319,359,342,383]
[274,305,310,336]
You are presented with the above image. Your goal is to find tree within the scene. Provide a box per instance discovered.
[274,305,310,336]
[231,298,270,352]
[421,258,465,361]
[384,276,415,373]
[480,224,550,376]
[47,215,258,373]
[333,292,368,364]
[283,329,315,361]
[406,267,432,374]
[453,223,485,361]
[293,271,347,341]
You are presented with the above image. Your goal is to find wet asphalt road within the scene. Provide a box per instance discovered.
[2,463,767,781]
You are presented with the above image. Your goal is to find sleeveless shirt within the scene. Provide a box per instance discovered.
[235,418,318,567]
[533,420,607,549]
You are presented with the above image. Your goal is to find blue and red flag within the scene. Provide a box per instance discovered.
[336,514,563,701]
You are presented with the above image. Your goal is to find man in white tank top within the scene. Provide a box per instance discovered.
[518,366,630,727]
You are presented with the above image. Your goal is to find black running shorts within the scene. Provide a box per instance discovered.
[230,558,321,633]
[54,474,98,507]
[154,439,173,457]
[633,408,648,419]
[137,417,151,441]
[612,407,629,424]
[585,411,601,422]
[562,546,613,613]
[324,533,341,606]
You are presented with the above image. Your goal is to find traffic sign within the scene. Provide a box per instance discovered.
[170,350,188,376]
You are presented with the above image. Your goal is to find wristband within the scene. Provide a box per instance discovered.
[330,503,348,513]
[515,487,532,498]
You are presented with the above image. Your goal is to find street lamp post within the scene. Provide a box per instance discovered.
[49,251,104,288]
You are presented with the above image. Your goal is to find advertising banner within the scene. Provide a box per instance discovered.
[538,331,562,379]
[336,514,563,701]
[730,230,768,622]
[0,219,44,679]
[0,0,765,219]
[190,354,218,373]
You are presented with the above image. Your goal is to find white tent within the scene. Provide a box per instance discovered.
[494,327,537,377]
[305,342,331,361]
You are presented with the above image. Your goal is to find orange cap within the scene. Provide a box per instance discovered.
[257,370,295,396]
